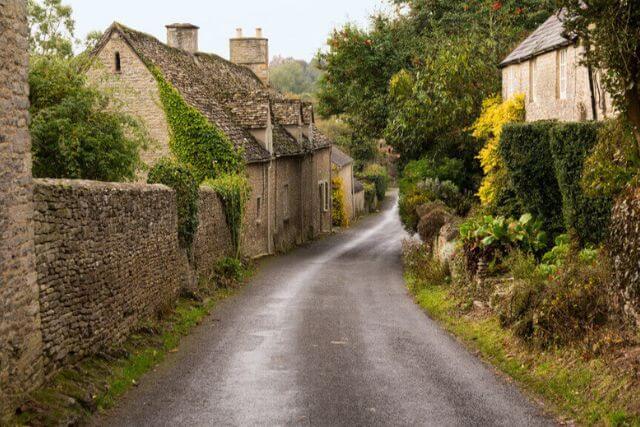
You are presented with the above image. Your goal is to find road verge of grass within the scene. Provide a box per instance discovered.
[404,263,640,426]
[11,262,252,426]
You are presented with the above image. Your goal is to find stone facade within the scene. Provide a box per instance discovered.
[88,33,171,170]
[502,44,613,122]
[0,0,43,418]
[33,180,188,374]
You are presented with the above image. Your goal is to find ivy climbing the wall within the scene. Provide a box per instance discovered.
[204,173,251,258]
[151,67,244,182]
[332,175,349,228]
[147,157,199,249]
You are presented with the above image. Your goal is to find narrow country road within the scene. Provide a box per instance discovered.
[94,192,553,427]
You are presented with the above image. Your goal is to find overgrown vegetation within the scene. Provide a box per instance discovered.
[358,164,390,202]
[147,158,199,249]
[203,174,251,258]
[403,241,640,425]
[152,67,244,182]
[331,175,349,228]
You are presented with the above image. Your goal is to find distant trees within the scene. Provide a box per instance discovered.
[269,56,321,100]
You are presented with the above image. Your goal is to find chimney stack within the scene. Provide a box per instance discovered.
[229,27,269,85]
[166,23,199,53]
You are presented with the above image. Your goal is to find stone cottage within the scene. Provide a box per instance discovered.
[331,146,356,220]
[88,23,333,256]
[500,10,613,122]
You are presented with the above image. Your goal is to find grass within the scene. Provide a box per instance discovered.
[404,272,640,426]
[11,267,249,427]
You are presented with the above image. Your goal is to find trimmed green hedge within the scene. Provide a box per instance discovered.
[549,122,612,245]
[500,122,563,235]
[148,158,199,249]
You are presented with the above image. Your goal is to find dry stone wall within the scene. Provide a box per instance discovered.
[0,0,43,418]
[193,187,233,279]
[33,179,188,375]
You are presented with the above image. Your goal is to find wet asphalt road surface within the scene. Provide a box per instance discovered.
[94,192,554,427]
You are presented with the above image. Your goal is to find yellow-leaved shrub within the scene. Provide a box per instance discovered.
[472,94,525,209]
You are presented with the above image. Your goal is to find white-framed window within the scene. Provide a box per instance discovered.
[319,181,330,213]
[529,58,537,103]
[508,67,516,98]
[558,48,568,100]
[283,184,290,221]
[256,196,262,224]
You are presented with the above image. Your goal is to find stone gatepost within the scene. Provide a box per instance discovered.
[0,0,43,419]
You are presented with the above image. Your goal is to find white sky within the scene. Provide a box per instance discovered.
[66,0,391,61]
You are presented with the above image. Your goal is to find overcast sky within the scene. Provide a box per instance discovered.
[66,0,390,61]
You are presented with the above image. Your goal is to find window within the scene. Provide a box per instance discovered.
[558,48,568,100]
[319,181,330,213]
[256,196,262,224]
[508,67,516,98]
[283,184,290,221]
[114,52,121,73]
[529,58,537,103]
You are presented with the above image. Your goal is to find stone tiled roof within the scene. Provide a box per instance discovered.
[94,22,334,162]
[312,126,333,150]
[500,10,575,68]
[272,99,301,126]
[331,146,353,168]
[96,23,271,163]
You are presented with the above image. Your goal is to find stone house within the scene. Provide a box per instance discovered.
[88,23,333,256]
[500,10,613,122]
[331,146,355,220]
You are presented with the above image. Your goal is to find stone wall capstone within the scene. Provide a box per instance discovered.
[0,0,43,419]
[33,179,188,375]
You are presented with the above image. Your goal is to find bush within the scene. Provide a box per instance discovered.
[501,121,564,235]
[30,56,148,181]
[213,257,249,288]
[549,122,612,245]
[417,202,453,246]
[399,191,429,233]
[148,158,199,249]
[203,174,251,257]
[582,117,640,199]
[416,178,472,216]
[402,240,449,294]
[331,175,350,227]
[498,250,611,347]
[459,213,547,276]
[399,156,467,195]
[360,164,389,201]
[472,94,525,210]
[363,181,377,208]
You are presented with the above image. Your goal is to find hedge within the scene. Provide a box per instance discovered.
[549,122,612,245]
[148,158,199,249]
[500,122,563,235]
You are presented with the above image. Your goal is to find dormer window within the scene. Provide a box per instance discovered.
[115,52,122,73]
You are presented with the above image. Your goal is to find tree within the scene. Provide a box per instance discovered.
[559,0,640,150]
[29,56,150,181]
[269,57,321,99]
[28,0,76,58]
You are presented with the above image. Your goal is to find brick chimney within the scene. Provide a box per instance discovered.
[166,23,199,53]
[230,27,269,85]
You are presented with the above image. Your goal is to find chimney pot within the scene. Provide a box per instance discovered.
[255,28,263,38]
[236,28,243,38]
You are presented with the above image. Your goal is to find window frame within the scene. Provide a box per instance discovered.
[558,48,568,100]
[529,58,537,103]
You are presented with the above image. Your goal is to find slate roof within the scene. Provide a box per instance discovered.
[94,23,334,163]
[311,126,333,150]
[331,146,353,168]
[499,10,576,68]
